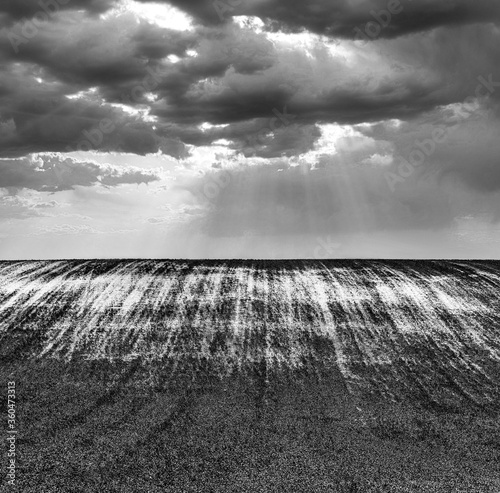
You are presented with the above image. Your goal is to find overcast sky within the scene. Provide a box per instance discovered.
[0,0,499,259]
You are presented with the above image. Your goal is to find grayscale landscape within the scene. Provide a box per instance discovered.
[1,260,499,491]
[2,0,500,490]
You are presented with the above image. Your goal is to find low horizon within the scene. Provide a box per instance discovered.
[1,1,500,259]
[2,257,500,262]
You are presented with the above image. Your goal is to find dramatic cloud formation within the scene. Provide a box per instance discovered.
[0,154,159,192]
[146,0,500,37]
[0,0,499,258]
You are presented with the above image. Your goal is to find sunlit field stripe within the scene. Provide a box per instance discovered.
[227,267,251,372]
[299,267,352,380]
[1,260,499,404]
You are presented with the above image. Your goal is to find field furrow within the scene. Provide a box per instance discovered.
[0,259,499,408]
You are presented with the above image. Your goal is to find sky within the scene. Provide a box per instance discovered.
[0,0,499,259]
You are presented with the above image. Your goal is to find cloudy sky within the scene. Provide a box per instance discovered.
[0,0,499,259]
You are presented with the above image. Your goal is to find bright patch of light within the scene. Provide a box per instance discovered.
[182,144,236,170]
[356,119,401,130]
[109,103,140,116]
[186,50,198,57]
[326,40,354,60]
[35,77,43,84]
[144,92,158,102]
[233,16,264,33]
[104,0,194,31]
[199,122,230,132]
[168,54,181,64]
[266,30,352,61]
[109,103,157,122]
[266,31,311,51]
[65,87,98,100]
[212,139,232,146]
[297,124,358,165]
[317,124,355,154]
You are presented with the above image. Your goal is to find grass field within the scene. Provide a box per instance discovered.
[1,260,499,491]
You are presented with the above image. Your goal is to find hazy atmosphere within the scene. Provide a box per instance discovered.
[1,0,500,258]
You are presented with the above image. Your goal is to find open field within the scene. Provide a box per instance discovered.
[1,260,500,491]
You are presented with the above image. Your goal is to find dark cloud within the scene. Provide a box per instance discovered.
[233,121,321,159]
[0,14,197,87]
[0,14,282,157]
[158,0,500,38]
[0,154,159,192]
[0,0,499,217]
[2,4,498,163]
[158,117,321,158]
[0,0,115,24]
[0,62,189,158]
[149,24,500,133]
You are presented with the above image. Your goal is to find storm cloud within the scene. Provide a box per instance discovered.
[0,0,499,258]
[143,0,500,38]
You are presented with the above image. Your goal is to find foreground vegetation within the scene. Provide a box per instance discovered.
[1,260,499,491]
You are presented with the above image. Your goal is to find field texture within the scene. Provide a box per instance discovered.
[1,260,499,492]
